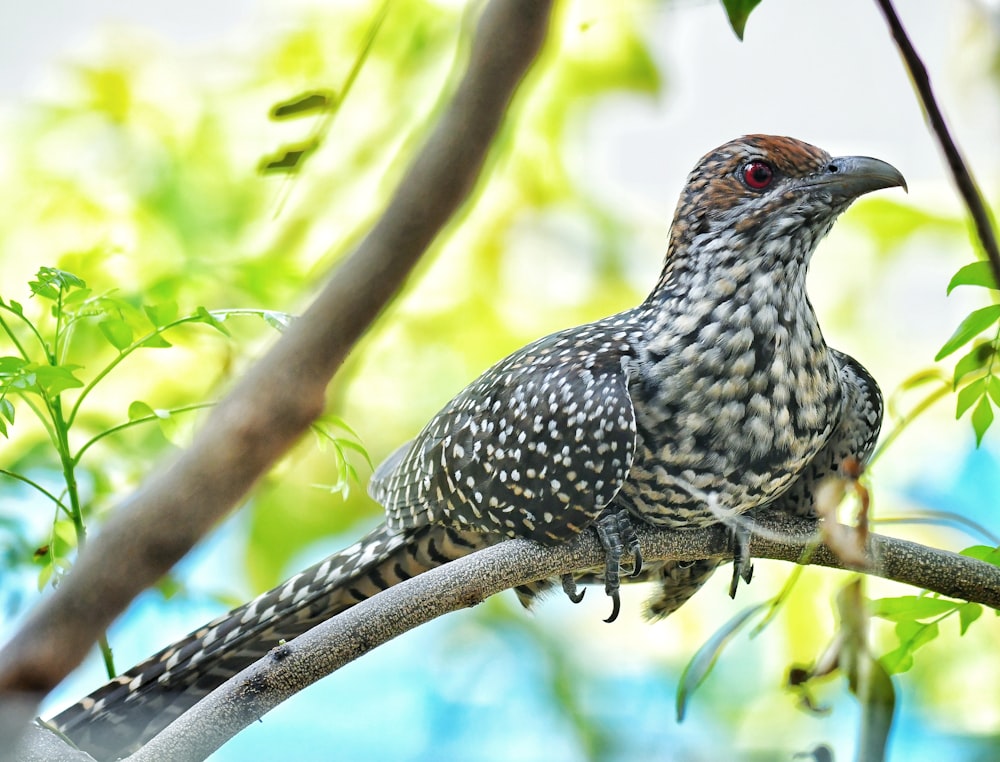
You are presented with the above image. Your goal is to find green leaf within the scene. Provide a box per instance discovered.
[98,318,134,351]
[935,304,1000,361]
[155,573,184,600]
[29,364,84,396]
[676,603,766,721]
[193,307,231,337]
[0,356,27,375]
[128,400,157,420]
[7,300,23,316]
[882,620,939,674]
[269,90,337,119]
[61,287,95,312]
[953,343,994,386]
[947,261,998,294]
[29,267,86,300]
[53,519,77,548]
[144,302,178,327]
[958,603,983,635]
[721,0,763,40]
[959,545,1000,567]
[258,140,319,174]
[36,562,53,592]
[137,333,173,349]
[956,377,987,417]
[869,595,957,622]
[971,394,994,445]
[990,379,1000,408]
[0,398,15,423]
[134,405,178,442]
[335,437,375,469]
[323,414,361,438]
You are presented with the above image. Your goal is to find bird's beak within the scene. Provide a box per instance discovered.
[806,155,907,200]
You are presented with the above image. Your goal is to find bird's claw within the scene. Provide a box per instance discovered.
[595,509,642,622]
[604,590,621,624]
[560,573,585,604]
[728,523,754,599]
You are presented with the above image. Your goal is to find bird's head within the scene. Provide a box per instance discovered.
[665,135,906,271]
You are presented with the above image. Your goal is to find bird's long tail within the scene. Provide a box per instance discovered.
[50,522,487,760]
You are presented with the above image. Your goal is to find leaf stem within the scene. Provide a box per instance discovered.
[73,403,215,465]
[0,469,73,517]
[66,309,269,428]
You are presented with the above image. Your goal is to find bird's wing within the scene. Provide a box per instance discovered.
[369,332,637,545]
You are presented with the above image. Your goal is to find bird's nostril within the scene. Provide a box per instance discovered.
[827,163,839,173]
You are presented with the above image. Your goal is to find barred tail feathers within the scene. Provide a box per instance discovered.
[51,522,486,759]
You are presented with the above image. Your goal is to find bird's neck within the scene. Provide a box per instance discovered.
[638,235,827,365]
[630,235,841,474]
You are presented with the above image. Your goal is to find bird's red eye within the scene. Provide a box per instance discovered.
[742,161,774,190]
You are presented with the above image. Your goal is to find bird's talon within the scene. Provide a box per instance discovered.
[561,573,585,604]
[729,523,754,599]
[630,546,644,578]
[604,590,621,624]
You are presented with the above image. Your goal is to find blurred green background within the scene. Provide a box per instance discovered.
[1,0,999,759]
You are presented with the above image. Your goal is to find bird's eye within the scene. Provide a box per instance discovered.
[742,161,774,190]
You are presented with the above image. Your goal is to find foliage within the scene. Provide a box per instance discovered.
[0,264,357,671]
[937,262,1000,444]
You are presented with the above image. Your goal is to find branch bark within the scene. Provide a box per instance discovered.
[0,0,553,741]
[121,514,1000,762]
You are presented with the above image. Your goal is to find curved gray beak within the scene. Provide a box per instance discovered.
[806,155,907,200]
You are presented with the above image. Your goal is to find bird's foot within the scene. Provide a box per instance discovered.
[595,509,643,623]
[728,522,754,599]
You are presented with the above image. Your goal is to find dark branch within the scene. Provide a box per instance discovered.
[0,0,554,741]
[127,515,1000,761]
[874,0,1000,288]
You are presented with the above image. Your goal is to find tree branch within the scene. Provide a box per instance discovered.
[874,0,1000,287]
[0,0,554,742]
[125,515,1000,762]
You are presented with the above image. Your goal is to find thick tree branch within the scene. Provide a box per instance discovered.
[125,516,1000,762]
[0,0,553,739]
[874,0,1000,287]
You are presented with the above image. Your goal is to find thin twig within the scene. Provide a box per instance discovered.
[873,0,1000,288]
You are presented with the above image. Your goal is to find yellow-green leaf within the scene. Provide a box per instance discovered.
[958,603,983,635]
[947,261,998,294]
[971,394,994,445]
[99,318,134,351]
[869,596,957,622]
[959,545,1000,567]
[956,377,987,417]
[953,342,994,387]
[269,90,337,119]
[936,305,1000,361]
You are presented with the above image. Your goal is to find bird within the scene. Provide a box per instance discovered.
[50,135,903,759]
